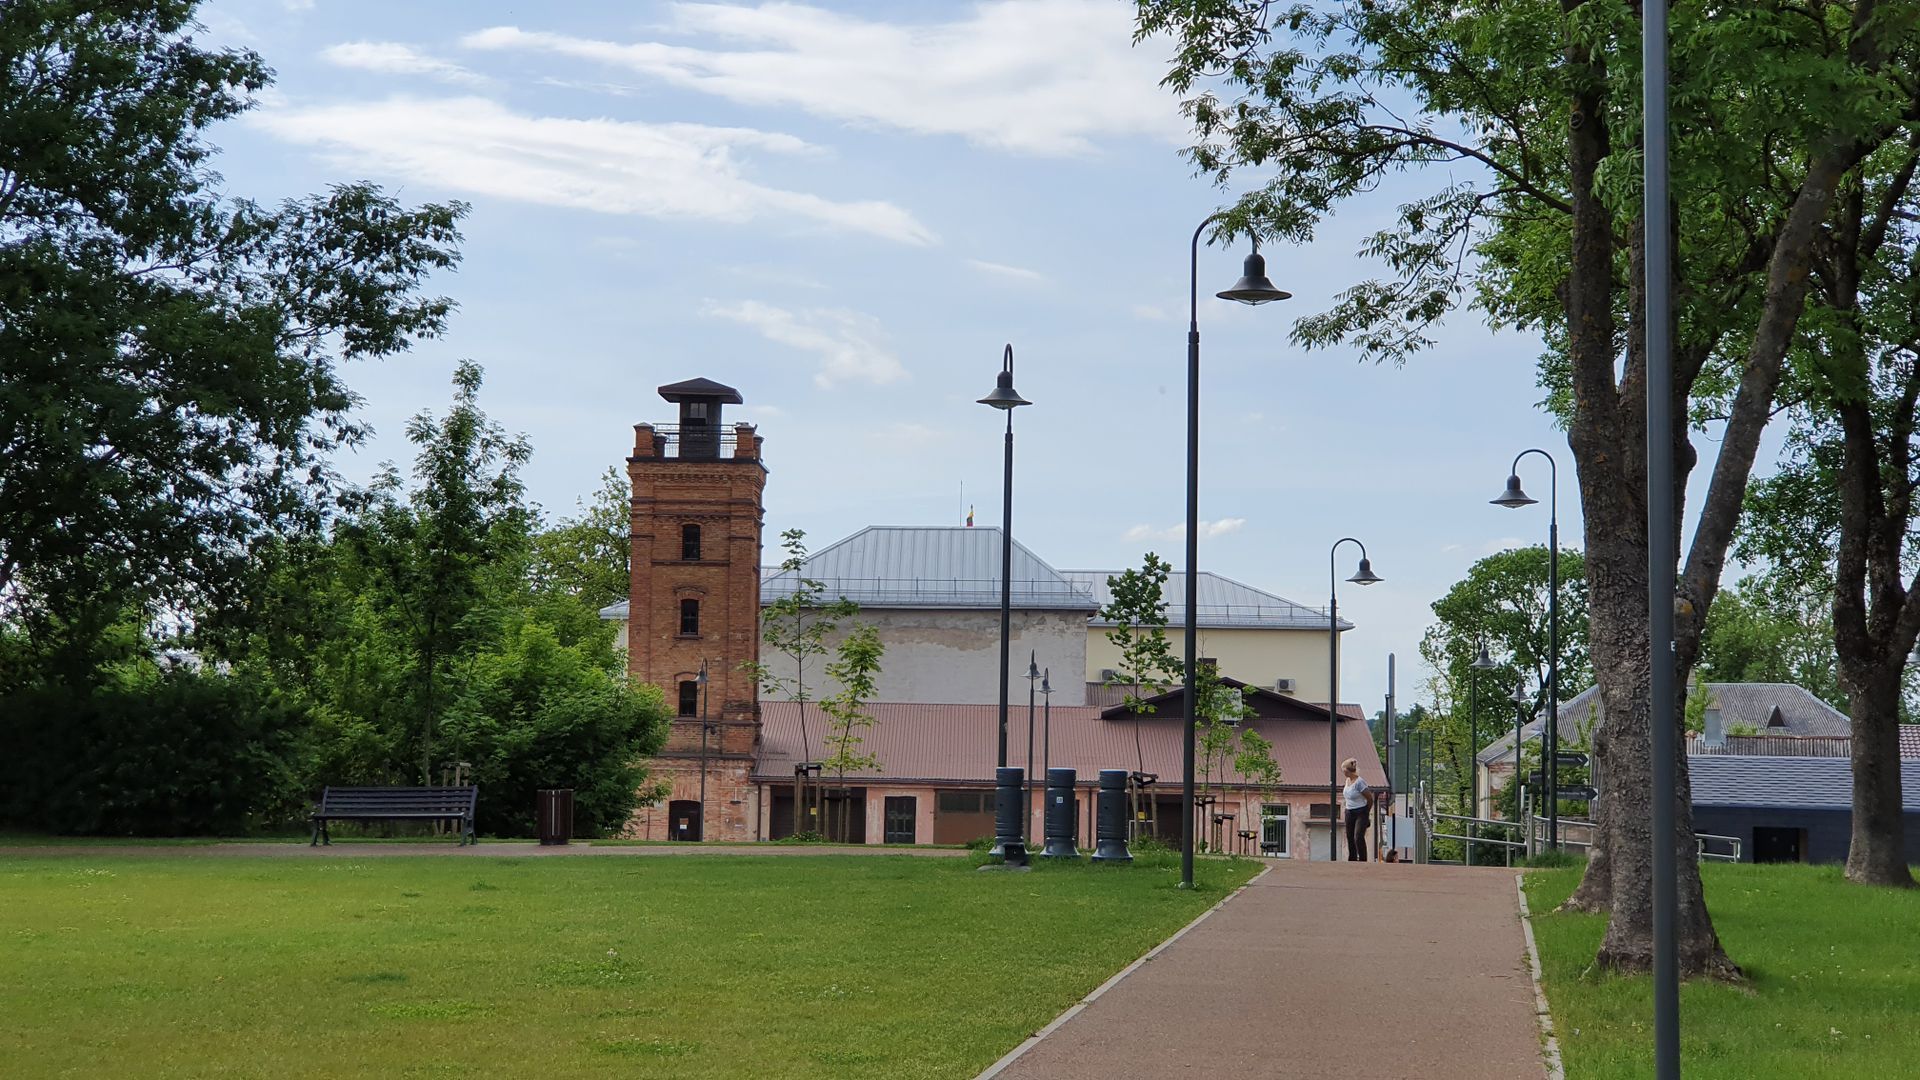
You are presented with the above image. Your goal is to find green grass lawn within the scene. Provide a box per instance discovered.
[0,851,1255,1079]
[1527,863,1920,1079]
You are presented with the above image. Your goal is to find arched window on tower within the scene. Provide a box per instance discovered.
[678,680,699,717]
[681,523,702,561]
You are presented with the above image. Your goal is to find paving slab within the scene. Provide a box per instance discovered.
[988,861,1545,1080]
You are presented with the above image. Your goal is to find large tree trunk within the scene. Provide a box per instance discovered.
[1561,716,1613,912]
[1842,665,1915,887]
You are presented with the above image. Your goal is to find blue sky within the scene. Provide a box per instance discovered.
[194,0,1642,710]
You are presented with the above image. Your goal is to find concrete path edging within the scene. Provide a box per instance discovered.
[1515,873,1567,1080]
[974,864,1273,1080]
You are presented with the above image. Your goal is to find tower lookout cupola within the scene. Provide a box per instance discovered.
[656,376,744,460]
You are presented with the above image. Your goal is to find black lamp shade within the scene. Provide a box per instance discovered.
[1492,474,1536,508]
[978,370,1030,409]
[1347,557,1382,586]
[1471,645,1497,671]
[1511,684,1531,707]
[1215,251,1292,305]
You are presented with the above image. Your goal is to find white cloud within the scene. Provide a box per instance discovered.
[462,1,1182,156]
[1480,536,1529,556]
[248,96,935,245]
[703,300,907,387]
[322,42,489,86]
[1131,303,1169,321]
[966,258,1046,283]
[1123,518,1246,544]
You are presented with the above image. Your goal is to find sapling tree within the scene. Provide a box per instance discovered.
[1100,553,1182,831]
[818,622,884,843]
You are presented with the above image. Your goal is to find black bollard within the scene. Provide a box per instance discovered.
[994,766,1028,865]
[1042,768,1078,858]
[1092,769,1132,863]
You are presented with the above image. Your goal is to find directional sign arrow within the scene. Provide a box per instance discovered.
[1526,771,1544,788]
[1556,753,1590,768]
[1560,786,1598,802]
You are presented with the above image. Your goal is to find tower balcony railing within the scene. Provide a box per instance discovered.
[640,424,743,461]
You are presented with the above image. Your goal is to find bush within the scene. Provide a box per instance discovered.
[0,667,311,835]
[440,620,670,837]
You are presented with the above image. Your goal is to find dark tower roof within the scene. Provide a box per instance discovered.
[657,377,743,404]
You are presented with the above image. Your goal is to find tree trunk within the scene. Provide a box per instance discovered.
[1561,717,1613,912]
[1843,669,1914,887]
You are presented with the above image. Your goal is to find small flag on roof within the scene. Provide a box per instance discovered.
[966,505,974,527]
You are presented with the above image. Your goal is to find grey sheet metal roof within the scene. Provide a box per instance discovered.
[1059,569,1345,630]
[1690,755,1920,812]
[759,526,1098,610]
[1477,683,1851,766]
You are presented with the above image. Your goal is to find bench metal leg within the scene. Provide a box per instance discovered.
[310,820,320,847]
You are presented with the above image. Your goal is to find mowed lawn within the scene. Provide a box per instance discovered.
[1526,863,1920,1080]
[0,850,1256,1079]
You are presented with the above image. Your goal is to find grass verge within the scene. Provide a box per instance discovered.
[0,850,1255,1079]
[1526,862,1920,1079]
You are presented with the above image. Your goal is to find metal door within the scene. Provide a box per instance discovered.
[884,796,916,844]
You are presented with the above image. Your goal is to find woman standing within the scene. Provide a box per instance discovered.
[1341,757,1373,861]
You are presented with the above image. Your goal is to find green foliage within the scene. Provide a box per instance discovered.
[0,665,310,835]
[0,0,465,654]
[528,467,630,610]
[441,619,668,837]
[1100,552,1181,710]
[818,622,885,842]
[745,529,858,765]
[1697,575,1841,706]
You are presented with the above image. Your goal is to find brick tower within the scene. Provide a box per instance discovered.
[625,377,765,841]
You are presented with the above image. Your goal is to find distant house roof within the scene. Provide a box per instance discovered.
[1688,735,1852,758]
[1906,727,1920,760]
[754,701,1387,791]
[1059,569,1344,631]
[758,525,1097,611]
[1477,683,1850,766]
[1689,755,1920,812]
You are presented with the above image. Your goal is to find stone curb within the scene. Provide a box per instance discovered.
[1515,872,1567,1080]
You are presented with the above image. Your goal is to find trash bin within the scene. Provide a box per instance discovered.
[537,789,574,845]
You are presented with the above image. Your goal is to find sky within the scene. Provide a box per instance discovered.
[190,0,1709,712]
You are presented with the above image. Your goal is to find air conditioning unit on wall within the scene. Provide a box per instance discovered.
[1274,677,1297,693]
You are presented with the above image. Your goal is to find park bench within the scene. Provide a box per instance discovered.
[310,786,479,846]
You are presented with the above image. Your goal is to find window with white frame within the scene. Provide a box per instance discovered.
[1261,803,1290,856]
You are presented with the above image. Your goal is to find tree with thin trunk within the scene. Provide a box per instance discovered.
[743,529,856,837]
[1100,553,1182,833]
[818,622,884,844]
[1137,0,1920,976]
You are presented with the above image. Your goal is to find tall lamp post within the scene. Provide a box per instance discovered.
[1509,681,1532,830]
[1180,218,1291,888]
[1466,643,1497,865]
[696,660,712,841]
[1327,538,1382,861]
[1492,449,1560,850]
[979,344,1030,777]
[1040,667,1054,787]
[1025,653,1042,847]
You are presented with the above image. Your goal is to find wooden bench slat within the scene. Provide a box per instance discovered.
[311,785,479,846]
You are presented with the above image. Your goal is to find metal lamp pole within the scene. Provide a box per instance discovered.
[1646,0,1680,1071]
[1025,653,1041,848]
[696,660,710,841]
[1509,682,1531,829]
[979,344,1030,776]
[1179,216,1291,888]
[1467,644,1497,864]
[1327,538,1381,861]
[1041,668,1054,787]
[1493,449,1560,849]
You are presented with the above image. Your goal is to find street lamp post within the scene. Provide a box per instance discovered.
[1466,644,1497,864]
[979,344,1031,776]
[1025,653,1041,847]
[979,345,1030,858]
[1041,667,1054,790]
[1327,538,1382,861]
[696,660,711,841]
[1509,681,1532,832]
[1180,217,1291,888]
[1493,450,1561,850]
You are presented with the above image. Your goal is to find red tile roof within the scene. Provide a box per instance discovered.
[1904,726,1920,760]
[754,701,1387,792]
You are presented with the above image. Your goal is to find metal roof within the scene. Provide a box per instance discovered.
[1476,683,1850,765]
[1060,569,1345,631]
[656,377,742,403]
[759,526,1097,610]
[754,701,1387,790]
[1689,755,1920,812]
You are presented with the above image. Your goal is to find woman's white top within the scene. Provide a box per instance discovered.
[1342,776,1370,810]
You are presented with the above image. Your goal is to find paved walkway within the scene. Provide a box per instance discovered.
[987,861,1546,1080]
[0,841,970,859]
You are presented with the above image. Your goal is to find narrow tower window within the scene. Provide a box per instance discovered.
[680,598,700,636]
[678,680,699,716]
[682,523,702,561]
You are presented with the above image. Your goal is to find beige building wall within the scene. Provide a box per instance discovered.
[1084,626,1338,702]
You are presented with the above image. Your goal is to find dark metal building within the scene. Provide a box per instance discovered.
[1689,755,1920,864]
